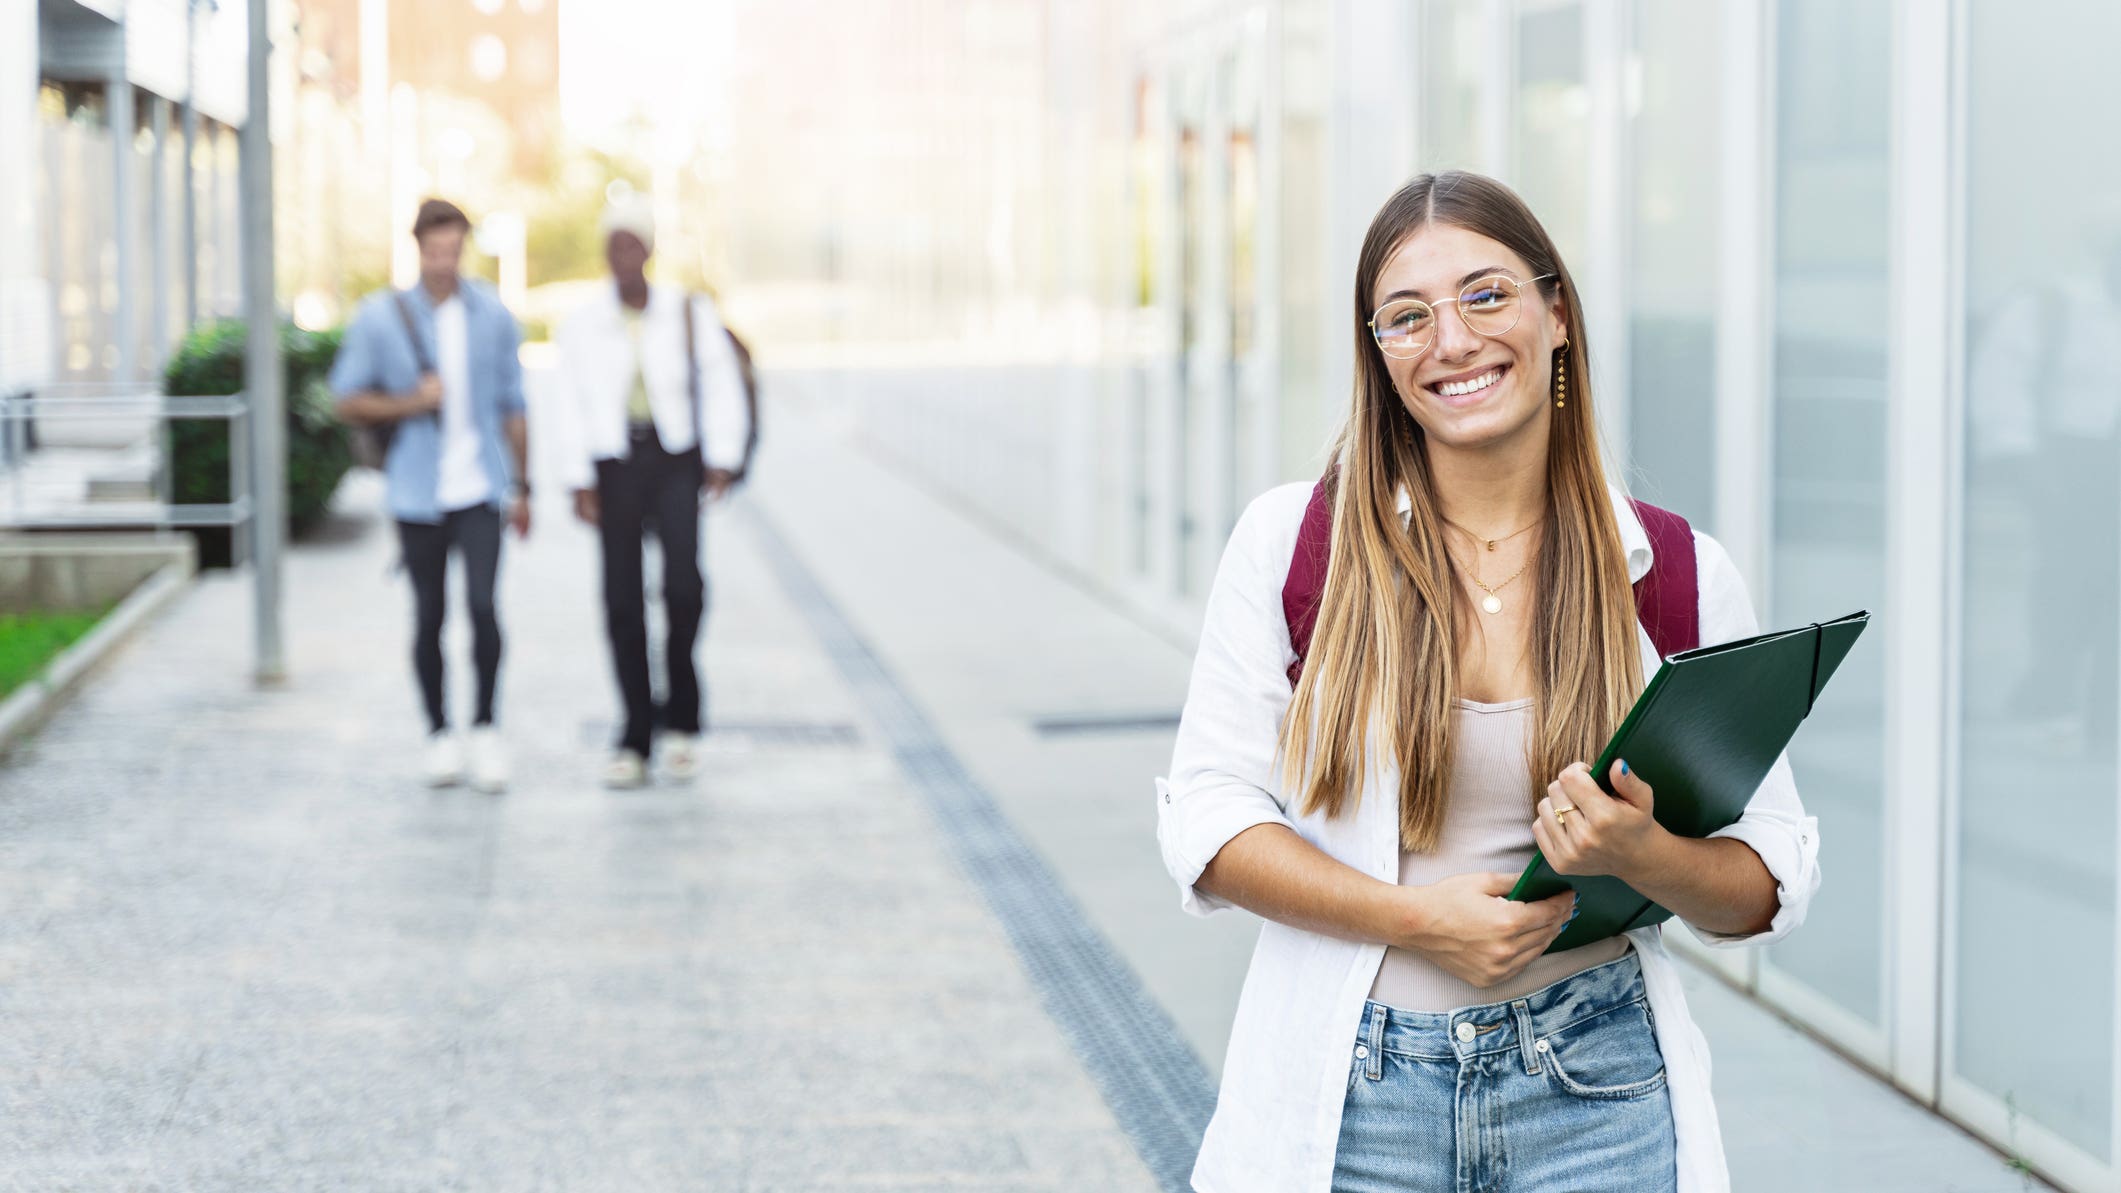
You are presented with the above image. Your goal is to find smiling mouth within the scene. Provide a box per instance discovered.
[1429,364,1509,400]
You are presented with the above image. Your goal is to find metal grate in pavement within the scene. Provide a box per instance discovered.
[1031,712,1183,737]
[744,506,1215,1193]
[577,718,862,750]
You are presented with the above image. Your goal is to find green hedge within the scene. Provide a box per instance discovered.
[163,320,352,568]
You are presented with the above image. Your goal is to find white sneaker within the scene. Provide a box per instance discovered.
[467,727,509,793]
[423,730,464,787]
[603,749,648,790]
[657,731,701,781]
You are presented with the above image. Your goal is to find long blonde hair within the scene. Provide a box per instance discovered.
[1279,172,1643,851]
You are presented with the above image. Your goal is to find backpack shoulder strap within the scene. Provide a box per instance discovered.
[1626,498,1700,658]
[1278,482,1703,685]
[682,291,703,458]
[391,290,434,375]
[1280,476,1335,685]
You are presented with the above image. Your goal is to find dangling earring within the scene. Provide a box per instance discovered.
[1554,349,1568,410]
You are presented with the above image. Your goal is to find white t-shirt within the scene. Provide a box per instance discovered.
[432,296,492,512]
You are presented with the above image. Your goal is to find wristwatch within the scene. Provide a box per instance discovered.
[511,480,531,499]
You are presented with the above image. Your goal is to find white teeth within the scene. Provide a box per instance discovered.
[1438,368,1504,398]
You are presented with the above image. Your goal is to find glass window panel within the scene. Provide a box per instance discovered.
[1421,0,1484,173]
[1625,0,1719,527]
[1513,3,1587,269]
[1956,0,2121,1158]
[1763,0,1891,1030]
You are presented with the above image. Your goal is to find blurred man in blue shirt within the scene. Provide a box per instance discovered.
[330,198,530,792]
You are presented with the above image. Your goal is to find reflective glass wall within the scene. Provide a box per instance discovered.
[1954,0,2121,1161]
[1623,0,1720,526]
[1761,0,1892,1035]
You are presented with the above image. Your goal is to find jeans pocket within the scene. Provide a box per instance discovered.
[1538,999,1668,1102]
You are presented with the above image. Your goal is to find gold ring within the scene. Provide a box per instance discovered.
[1553,804,1576,824]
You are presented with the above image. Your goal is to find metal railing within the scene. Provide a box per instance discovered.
[0,383,253,534]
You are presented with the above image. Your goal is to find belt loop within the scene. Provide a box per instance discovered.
[1364,1003,1386,1081]
[1512,999,1540,1075]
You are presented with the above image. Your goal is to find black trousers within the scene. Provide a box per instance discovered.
[396,503,504,734]
[597,425,707,757]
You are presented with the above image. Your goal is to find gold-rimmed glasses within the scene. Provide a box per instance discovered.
[1369,273,1558,360]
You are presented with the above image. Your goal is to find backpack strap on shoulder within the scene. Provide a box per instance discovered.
[1278,481,1703,685]
[1281,476,1335,686]
[1626,498,1700,659]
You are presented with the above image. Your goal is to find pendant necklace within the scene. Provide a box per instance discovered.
[1443,517,1541,615]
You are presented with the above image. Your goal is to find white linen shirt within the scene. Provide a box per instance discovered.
[554,283,751,490]
[1156,480,1822,1193]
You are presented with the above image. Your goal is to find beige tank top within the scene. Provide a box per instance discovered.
[1367,697,1630,1012]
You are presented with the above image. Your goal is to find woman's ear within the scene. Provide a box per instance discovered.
[1547,294,1571,350]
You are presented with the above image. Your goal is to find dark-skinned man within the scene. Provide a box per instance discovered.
[556,195,753,789]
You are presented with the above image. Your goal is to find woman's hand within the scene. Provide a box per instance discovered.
[572,488,600,526]
[1399,872,1576,988]
[1534,760,1667,882]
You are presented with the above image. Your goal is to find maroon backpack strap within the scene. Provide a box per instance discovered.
[1281,477,1335,685]
[1280,482,1700,682]
[1627,498,1700,658]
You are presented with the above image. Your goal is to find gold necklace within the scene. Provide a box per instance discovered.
[1441,517,1541,615]
[1441,515,1542,554]
[1449,541,1536,615]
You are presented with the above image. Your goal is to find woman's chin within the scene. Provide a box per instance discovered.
[1418,395,1542,450]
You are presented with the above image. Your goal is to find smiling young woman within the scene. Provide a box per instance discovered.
[1154,172,1820,1193]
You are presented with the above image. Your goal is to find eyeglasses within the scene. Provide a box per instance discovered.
[1368,273,1558,360]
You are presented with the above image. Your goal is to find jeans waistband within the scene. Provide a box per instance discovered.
[1357,951,1648,1066]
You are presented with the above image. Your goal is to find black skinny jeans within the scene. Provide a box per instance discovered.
[396,503,504,734]
[597,424,707,758]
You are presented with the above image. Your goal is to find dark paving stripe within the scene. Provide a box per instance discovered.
[1031,712,1184,737]
[743,504,1215,1193]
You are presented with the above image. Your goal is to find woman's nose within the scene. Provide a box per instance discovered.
[1429,302,1483,360]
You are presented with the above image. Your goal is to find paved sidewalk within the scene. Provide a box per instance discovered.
[0,379,2055,1193]
[0,470,1155,1191]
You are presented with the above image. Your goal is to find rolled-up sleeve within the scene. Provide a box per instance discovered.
[1687,531,1823,948]
[1157,487,1306,917]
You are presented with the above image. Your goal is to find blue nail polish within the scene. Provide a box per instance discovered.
[1568,908,1580,922]
[1620,759,1630,776]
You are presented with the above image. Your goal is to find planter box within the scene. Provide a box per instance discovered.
[0,533,197,755]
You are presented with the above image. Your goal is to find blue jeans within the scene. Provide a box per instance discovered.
[1332,951,1677,1192]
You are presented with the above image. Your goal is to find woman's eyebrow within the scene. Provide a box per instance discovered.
[1378,265,1519,304]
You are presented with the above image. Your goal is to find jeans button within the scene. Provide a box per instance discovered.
[1354,1045,1369,1060]
[1454,1022,1475,1043]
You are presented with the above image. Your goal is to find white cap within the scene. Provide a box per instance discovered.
[599,194,655,255]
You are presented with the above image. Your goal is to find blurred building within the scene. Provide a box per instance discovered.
[728,2,2121,1190]
[2,0,252,397]
[280,0,559,323]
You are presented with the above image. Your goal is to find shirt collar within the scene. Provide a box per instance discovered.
[1392,483,1653,583]
[403,279,468,313]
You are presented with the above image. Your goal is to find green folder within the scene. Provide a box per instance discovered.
[1507,610,1869,953]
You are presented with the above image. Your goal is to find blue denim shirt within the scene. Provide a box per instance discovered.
[328,280,526,524]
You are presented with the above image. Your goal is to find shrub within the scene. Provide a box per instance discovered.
[162,320,352,567]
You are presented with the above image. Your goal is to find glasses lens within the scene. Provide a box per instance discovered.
[1373,299,1433,358]
[1458,275,1525,337]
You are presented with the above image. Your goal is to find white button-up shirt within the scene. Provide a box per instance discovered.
[1156,481,1822,1193]
[554,284,752,490]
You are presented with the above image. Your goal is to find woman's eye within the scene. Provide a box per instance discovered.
[1463,287,1506,308]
